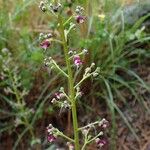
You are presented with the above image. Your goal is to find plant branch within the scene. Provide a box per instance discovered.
[52,60,69,78]
[59,15,80,150]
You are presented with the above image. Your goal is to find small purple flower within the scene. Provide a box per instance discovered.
[46,124,57,143]
[75,15,86,24]
[40,39,51,50]
[73,55,82,67]
[95,138,107,148]
[99,118,109,129]
[78,91,84,97]
[67,142,74,150]
[47,134,56,143]
[54,92,64,100]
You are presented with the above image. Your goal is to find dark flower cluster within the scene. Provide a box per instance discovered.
[51,88,71,110]
[46,124,57,143]
[95,138,107,149]
[95,118,109,148]
[81,118,109,149]
[75,6,86,24]
[39,1,62,13]
[39,1,47,12]
[98,118,109,129]
[49,2,62,13]
[39,33,52,51]
[67,142,74,150]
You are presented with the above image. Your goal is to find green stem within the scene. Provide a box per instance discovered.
[87,131,103,144]
[78,121,99,131]
[52,60,69,78]
[81,131,89,150]
[81,142,87,150]
[63,16,73,26]
[58,131,74,143]
[74,74,90,89]
[59,16,80,150]
[24,118,35,139]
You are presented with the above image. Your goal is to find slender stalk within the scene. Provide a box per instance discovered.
[59,16,80,150]
[81,142,87,150]
[81,131,89,150]
[52,60,69,78]
[58,131,74,143]
[87,131,103,144]
[74,74,90,89]
[78,121,99,131]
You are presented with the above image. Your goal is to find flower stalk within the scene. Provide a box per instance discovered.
[38,1,109,149]
[59,15,80,150]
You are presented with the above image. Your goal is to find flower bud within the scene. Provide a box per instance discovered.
[44,57,52,67]
[39,1,44,6]
[39,32,44,37]
[91,63,95,67]
[75,6,84,14]
[47,33,53,38]
[82,129,88,135]
[59,87,64,92]
[39,5,47,12]
[39,33,45,40]
[49,3,62,13]
[63,100,70,109]
[51,98,57,104]
[99,118,109,129]
[92,72,99,77]
[67,142,74,150]
[85,67,91,74]
[68,50,73,55]
[95,138,107,148]
[83,49,88,54]
[55,92,61,99]
[39,1,46,12]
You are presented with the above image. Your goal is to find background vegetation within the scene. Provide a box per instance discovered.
[0,0,150,149]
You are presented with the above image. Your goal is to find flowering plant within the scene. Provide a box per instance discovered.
[38,1,109,149]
